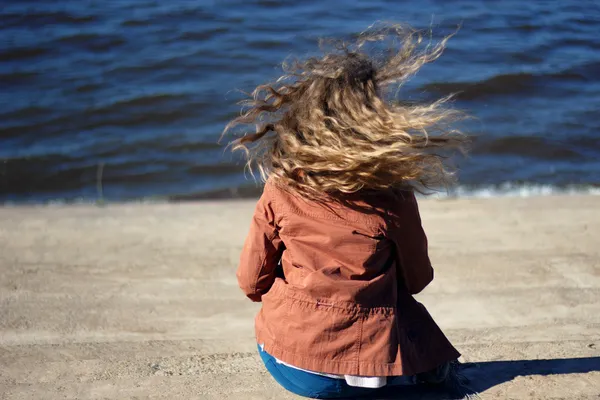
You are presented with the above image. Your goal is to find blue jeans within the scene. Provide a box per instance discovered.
[258,345,392,399]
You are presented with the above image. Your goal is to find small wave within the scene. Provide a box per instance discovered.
[87,109,192,128]
[0,106,53,121]
[120,19,149,27]
[246,39,290,50]
[104,52,202,75]
[74,83,103,93]
[0,161,95,195]
[0,156,179,196]
[422,61,600,100]
[0,47,49,62]
[473,136,584,160]
[256,0,292,9]
[0,71,38,86]
[105,47,249,78]
[561,61,600,81]
[187,164,242,176]
[176,27,230,42]
[100,170,173,184]
[0,156,239,200]
[166,141,222,152]
[55,94,208,130]
[89,139,222,159]
[421,73,538,100]
[0,124,30,140]
[102,93,192,109]
[557,38,600,51]
[169,185,263,201]
[121,8,215,28]
[0,104,188,141]
[56,33,126,52]
[475,24,543,33]
[1,10,96,29]
[566,17,598,28]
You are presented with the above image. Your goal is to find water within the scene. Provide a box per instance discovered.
[1,0,599,203]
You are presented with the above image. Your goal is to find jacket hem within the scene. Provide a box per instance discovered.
[256,331,460,377]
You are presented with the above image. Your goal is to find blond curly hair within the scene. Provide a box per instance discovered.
[223,23,468,199]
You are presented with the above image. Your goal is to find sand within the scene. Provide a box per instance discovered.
[1,195,599,399]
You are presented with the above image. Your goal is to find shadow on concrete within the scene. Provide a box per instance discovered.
[371,357,600,400]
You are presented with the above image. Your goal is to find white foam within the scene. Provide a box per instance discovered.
[2,183,599,206]
[431,183,600,199]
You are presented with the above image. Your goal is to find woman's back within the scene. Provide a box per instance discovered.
[225,22,468,398]
[238,180,459,377]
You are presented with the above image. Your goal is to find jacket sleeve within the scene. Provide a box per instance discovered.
[391,192,434,295]
[237,186,284,302]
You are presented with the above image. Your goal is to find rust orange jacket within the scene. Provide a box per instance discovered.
[237,180,459,376]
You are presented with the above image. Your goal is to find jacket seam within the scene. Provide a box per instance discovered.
[356,314,364,375]
[250,188,280,295]
[250,253,267,295]
[279,196,379,228]
[282,295,430,326]
[262,338,450,368]
[285,294,395,315]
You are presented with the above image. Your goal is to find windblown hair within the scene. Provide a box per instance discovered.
[223,23,468,200]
